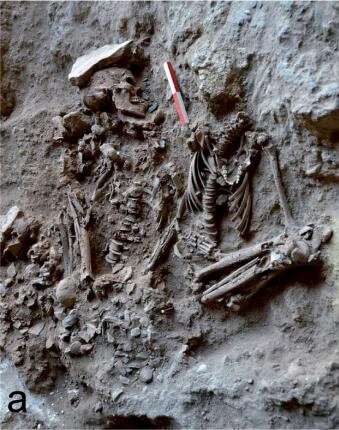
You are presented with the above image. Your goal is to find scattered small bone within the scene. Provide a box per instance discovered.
[4,278,13,288]
[62,310,78,329]
[216,194,228,206]
[55,275,77,308]
[93,274,114,298]
[111,388,124,402]
[68,40,133,87]
[94,401,103,413]
[23,263,40,279]
[127,361,142,369]
[126,282,136,295]
[139,366,153,383]
[62,111,92,140]
[81,343,93,354]
[100,143,123,162]
[52,115,67,143]
[119,375,130,385]
[131,327,141,338]
[173,242,184,259]
[112,263,124,274]
[136,352,148,360]
[78,323,98,343]
[122,266,133,282]
[28,321,45,336]
[6,263,17,278]
[46,336,55,350]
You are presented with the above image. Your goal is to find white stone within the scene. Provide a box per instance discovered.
[68,40,133,87]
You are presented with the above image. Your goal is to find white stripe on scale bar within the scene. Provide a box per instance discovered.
[163,62,176,95]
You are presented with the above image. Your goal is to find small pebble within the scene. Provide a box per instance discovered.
[139,366,153,383]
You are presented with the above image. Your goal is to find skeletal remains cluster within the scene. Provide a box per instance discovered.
[48,39,335,312]
[1,39,333,353]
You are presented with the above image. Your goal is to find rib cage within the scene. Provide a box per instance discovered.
[186,148,215,213]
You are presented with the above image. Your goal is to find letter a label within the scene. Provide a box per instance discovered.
[8,391,27,413]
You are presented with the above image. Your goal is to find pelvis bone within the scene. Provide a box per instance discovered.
[196,143,332,308]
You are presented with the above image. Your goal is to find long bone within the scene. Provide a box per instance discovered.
[264,144,295,230]
[195,238,275,281]
[67,192,94,282]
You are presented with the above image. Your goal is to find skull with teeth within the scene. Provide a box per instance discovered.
[82,67,147,118]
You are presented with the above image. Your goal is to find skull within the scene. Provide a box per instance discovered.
[82,67,147,118]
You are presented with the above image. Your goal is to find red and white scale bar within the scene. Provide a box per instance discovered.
[164,61,189,126]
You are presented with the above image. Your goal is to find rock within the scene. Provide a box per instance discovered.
[130,327,141,338]
[68,40,133,87]
[6,263,17,278]
[68,341,82,356]
[55,276,77,308]
[28,321,45,336]
[139,366,153,383]
[148,102,158,113]
[0,206,21,240]
[62,111,92,140]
